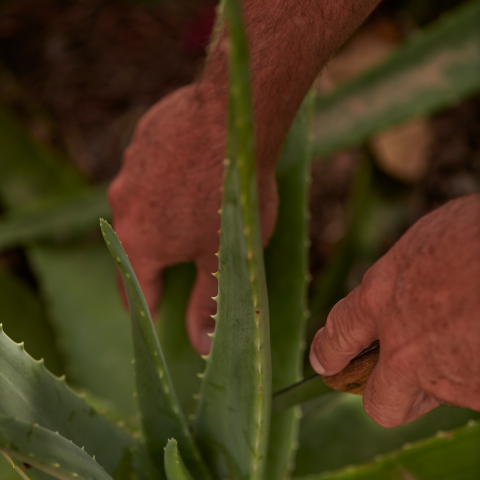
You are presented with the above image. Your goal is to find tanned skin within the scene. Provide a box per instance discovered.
[310,194,480,426]
[108,0,480,427]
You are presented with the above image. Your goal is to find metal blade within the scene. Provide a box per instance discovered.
[272,340,380,414]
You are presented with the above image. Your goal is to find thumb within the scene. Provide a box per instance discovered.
[310,287,378,376]
[186,253,218,355]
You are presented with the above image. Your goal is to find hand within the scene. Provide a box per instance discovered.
[109,0,386,356]
[108,83,278,355]
[310,194,480,427]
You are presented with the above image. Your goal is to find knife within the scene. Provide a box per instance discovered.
[272,340,380,414]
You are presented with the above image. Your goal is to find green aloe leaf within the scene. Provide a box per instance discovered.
[312,0,480,158]
[0,186,109,251]
[193,0,271,478]
[296,418,480,480]
[100,221,210,480]
[155,264,204,418]
[164,439,194,480]
[0,104,85,210]
[0,326,144,479]
[294,393,480,477]
[0,415,113,480]
[27,244,136,417]
[0,453,25,480]
[0,266,63,377]
[264,96,312,479]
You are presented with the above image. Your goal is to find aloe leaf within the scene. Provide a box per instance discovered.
[263,96,312,479]
[0,416,113,480]
[0,452,24,480]
[296,418,480,480]
[312,0,480,158]
[0,266,63,377]
[193,135,270,480]
[0,186,109,250]
[0,104,85,210]
[155,264,204,418]
[164,440,194,480]
[193,1,271,478]
[27,244,136,417]
[294,393,480,477]
[100,220,210,480]
[0,325,141,479]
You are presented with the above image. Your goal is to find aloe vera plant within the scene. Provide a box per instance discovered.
[1,1,480,479]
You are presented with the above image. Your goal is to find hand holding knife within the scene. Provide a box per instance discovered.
[272,340,380,414]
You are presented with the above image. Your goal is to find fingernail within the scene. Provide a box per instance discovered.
[309,349,326,375]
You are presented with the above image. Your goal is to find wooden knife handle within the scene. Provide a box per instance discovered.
[322,340,380,395]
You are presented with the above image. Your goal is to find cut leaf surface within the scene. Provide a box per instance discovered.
[100,221,210,480]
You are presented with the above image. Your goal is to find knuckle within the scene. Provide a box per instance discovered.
[358,258,395,317]
[364,403,400,428]
[323,299,356,355]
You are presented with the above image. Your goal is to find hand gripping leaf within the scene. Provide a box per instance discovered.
[100,220,210,480]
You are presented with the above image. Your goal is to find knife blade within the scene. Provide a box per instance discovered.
[272,340,380,414]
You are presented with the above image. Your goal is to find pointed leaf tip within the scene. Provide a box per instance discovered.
[164,439,195,480]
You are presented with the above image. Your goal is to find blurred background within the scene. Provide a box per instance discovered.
[0,0,479,477]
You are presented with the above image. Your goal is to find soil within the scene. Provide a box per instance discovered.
[0,0,216,180]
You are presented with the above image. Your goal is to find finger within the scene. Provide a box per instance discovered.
[363,353,442,428]
[310,287,378,376]
[112,228,164,318]
[186,254,218,355]
[116,250,164,317]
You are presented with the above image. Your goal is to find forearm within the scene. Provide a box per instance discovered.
[197,0,382,172]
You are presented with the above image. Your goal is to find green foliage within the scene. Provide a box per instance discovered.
[164,440,194,480]
[300,420,480,480]
[194,1,272,479]
[0,325,142,479]
[0,186,109,251]
[294,393,480,477]
[0,415,113,480]
[0,104,85,210]
[0,266,63,376]
[155,264,204,418]
[1,1,480,480]
[264,96,312,479]
[27,244,136,416]
[312,0,480,158]
[100,221,209,480]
